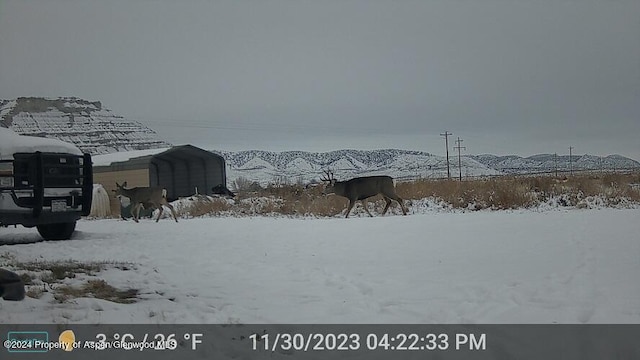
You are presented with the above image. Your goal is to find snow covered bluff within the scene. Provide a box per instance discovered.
[0,97,170,155]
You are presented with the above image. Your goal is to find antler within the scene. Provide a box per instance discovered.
[320,169,335,183]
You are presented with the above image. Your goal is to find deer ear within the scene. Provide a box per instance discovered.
[122,181,128,187]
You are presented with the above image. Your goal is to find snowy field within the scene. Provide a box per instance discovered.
[1,207,639,325]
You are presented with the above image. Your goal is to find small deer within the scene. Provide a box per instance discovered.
[114,182,179,223]
[321,170,407,218]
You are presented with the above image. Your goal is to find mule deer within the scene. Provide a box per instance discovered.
[114,182,179,223]
[321,170,407,218]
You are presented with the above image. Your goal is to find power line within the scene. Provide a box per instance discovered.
[129,116,414,135]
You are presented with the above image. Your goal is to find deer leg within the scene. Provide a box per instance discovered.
[361,199,374,217]
[391,195,408,215]
[136,203,145,222]
[381,197,392,215]
[131,203,140,222]
[164,201,178,222]
[383,194,408,215]
[166,203,179,222]
[155,206,164,222]
[344,200,356,218]
[160,200,178,222]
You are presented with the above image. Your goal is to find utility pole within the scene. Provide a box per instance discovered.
[599,157,603,173]
[440,131,452,179]
[454,137,466,181]
[569,146,574,176]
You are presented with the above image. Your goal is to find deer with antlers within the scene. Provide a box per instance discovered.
[321,170,407,218]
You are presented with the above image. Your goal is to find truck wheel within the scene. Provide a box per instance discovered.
[36,222,77,240]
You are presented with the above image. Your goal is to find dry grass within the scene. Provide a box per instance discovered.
[397,172,640,209]
[185,196,234,217]
[16,260,104,283]
[184,172,640,217]
[55,280,138,304]
[397,178,537,210]
[185,184,354,217]
[0,257,139,303]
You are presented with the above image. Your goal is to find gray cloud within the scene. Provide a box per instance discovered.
[1,0,638,159]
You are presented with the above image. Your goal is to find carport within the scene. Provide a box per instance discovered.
[93,145,228,209]
[147,145,226,200]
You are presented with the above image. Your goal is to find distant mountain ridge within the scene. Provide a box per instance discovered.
[0,97,171,155]
[216,149,501,185]
[217,149,639,185]
[2,97,638,185]
[468,154,640,175]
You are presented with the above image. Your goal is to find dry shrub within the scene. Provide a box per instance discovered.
[4,259,137,301]
[402,178,536,210]
[228,196,290,216]
[593,173,640,203]
[305,195,349,217]
[232,177,262,193]
[186,196,233,217]
[55,279,138,304]
[179,172,640,217]
[256,198,285,214]
[245,185,345,216]
[262,184,306,199]
[396,172,640,210]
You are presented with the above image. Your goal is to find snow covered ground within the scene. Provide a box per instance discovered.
[1,207,639,325]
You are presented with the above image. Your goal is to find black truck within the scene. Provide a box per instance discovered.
[0,128,92,240]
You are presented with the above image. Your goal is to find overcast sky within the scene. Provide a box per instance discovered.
[1,0,639,160]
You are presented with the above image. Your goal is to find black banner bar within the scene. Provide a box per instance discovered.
[1,324,638,360]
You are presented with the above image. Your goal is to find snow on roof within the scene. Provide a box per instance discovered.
[0,127,82,160]
[91,147,171,166]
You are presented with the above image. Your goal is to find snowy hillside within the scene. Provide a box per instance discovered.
[469,154,640,175]
[215,149,502,186]
[0,97,171,155]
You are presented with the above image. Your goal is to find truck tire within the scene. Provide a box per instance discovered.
[36,221,77,240]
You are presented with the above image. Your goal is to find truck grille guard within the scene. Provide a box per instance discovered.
[11,152,93,218]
